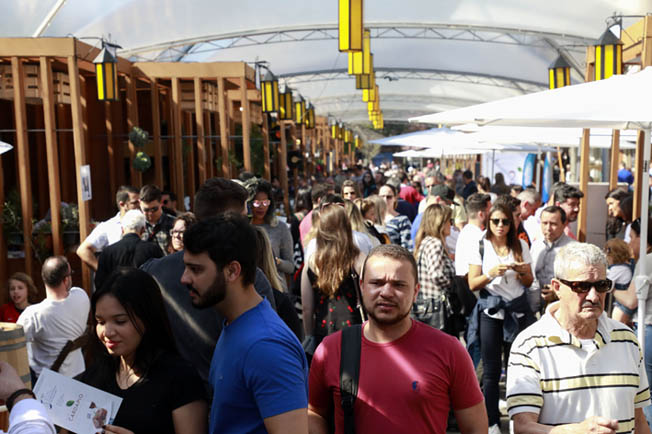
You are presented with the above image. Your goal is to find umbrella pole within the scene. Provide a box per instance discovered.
[536,145,542,191]
[491,149,496,181]
[636,127,651,354]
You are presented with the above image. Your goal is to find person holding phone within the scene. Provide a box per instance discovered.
[467,203,534,434]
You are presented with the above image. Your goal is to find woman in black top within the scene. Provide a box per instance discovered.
[80,268,207,434]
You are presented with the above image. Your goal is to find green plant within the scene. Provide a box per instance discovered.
[133,151,152,172]
[129,126,149,148]
[1,189,22,235]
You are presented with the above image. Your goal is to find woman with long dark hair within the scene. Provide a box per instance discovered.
[467,203,534,434]
[605,187,633,241]
[248,180,295,282]
[79,268,207,434]
[378,184,412,250]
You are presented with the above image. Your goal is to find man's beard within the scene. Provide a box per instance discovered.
[190,272,226,309]
[363,298,412,326]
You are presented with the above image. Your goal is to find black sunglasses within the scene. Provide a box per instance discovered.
[490,218,511,226]
[557,278,613,294]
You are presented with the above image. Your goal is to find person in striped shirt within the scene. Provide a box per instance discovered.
[506,242,651,434]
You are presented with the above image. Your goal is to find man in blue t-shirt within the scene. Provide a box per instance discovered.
[181,213,309,434]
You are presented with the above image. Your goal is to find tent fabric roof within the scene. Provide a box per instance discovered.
[3,0,652,124]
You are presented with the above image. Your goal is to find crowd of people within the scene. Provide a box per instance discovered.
[1,161,652,434]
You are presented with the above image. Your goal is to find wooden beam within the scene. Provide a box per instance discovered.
[194,78,207,185]
[39,56,63,256]
[133,62,254,81]
[105,101,117,204]
[150,79,164,189]
[184,111,196,210]
[206,111,214,179]
[609,130,620,190]
[217,77,230,178]
[240,76,252,172]
[279,121,290,216]
[0,37,75,57]
[262,114,271,180]
[226,89,261,102]
[171,78,185,202]
[125,73,141,187]
[11,57,34,278]
[0,156,6,289]
[67,55,91,292]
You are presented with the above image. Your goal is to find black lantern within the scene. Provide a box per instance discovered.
[261,70,279,113]
[548,55,571,89]
[94,45,118,101]
[594,29,623,81]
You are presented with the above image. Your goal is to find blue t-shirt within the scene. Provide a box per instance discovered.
[209,298,309,434]
[411,212,424,242]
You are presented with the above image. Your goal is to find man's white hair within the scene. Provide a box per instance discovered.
[121,209,146,232]
[554,243,608,280]
[517,189,540,205]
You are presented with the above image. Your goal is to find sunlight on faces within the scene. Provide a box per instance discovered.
[95,295,144,362]
[554,264,607,322]
[541,210,564,243]
[251,192,270,221]
[362,255,418,326]
[170,219,186,252]
[342,186,357,200]
[379,186,396,210]
[181,251,227,308]
[8,279,28,307]
[559,198,580,223]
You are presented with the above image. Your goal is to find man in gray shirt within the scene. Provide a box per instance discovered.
[141,178,275,384]
[529,206,576,312]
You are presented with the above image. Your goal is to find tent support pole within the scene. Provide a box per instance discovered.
[636,127,651,354]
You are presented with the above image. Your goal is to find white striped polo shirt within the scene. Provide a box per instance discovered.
[507,304,650,433]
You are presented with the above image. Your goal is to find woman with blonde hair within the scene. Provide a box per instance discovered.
[301,204,366,354]
[413,204,459,335]
[344,200,380,248]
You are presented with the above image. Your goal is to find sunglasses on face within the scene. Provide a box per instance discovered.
[142,206,159,213]
[252,200,271,208]
[490,218,511,226]
[557,278,613,294]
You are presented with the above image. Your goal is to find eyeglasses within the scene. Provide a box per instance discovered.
[142,206,160,213]
[252,200,270,208]
[490,218,511,226]
[170,230,184,239]
[557,278,613,294]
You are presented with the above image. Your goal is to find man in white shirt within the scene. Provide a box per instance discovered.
[76,185,140,270]
[529,206,576,312]
[18,256,90,381]
[455,193,491,277]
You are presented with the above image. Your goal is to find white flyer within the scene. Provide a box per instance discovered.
[33,369,122,434]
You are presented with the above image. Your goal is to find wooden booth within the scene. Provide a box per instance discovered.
[0,37,271,294]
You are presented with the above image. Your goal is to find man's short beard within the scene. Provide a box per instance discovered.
[364,300,412,326]
[191,272,226,309]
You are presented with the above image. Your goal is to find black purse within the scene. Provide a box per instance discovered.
[412,291,454,330]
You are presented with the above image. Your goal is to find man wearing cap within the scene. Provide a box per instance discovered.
[506,243,650,434]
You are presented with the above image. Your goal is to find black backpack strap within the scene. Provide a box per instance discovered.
[479,236,485,262]
[340,324,362,434]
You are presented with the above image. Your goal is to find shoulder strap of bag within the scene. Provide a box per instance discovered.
[350,269,368,322]
[479,236,485,262]
[340,324,362,434]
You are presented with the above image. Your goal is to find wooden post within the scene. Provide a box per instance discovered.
[240,77,252,172]
[633,131,646,218]
[217,77,230,178]
[11,57,34,278]
[125,72,141,187]
[151,79,164,189]
[105,101,117,203]
[577,129,591,242]
[279,121,290,216]
[301,123,307,175]
[184,111,196,210]
[609,130,620,189]
[205,111,213,179]
[262,114,271,180]
[0,156,6,289]
[67,55,91,292]
[39,56,63,256]
[194,78,207,185]
[171,78,185,203]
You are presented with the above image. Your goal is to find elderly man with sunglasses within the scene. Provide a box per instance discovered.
[506,242,651,434]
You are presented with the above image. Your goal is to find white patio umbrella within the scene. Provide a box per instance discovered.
[0,141,13,155]
[411,67,652,351]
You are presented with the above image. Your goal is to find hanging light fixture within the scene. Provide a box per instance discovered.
[279,85,294,120]
[294,94,306,125]
[260,69,279,113]
[593,28,623,81]
[548,55,571,89]
[331,119,340,139]
[306,103,315,129]
[337,122,344,140]
[348,29,371,75]
[338,0,363,52]
[94,41,119,101]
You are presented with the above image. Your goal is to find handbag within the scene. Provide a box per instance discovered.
[412,291,454,331]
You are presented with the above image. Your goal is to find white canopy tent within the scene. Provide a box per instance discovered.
[411,67,652,350]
